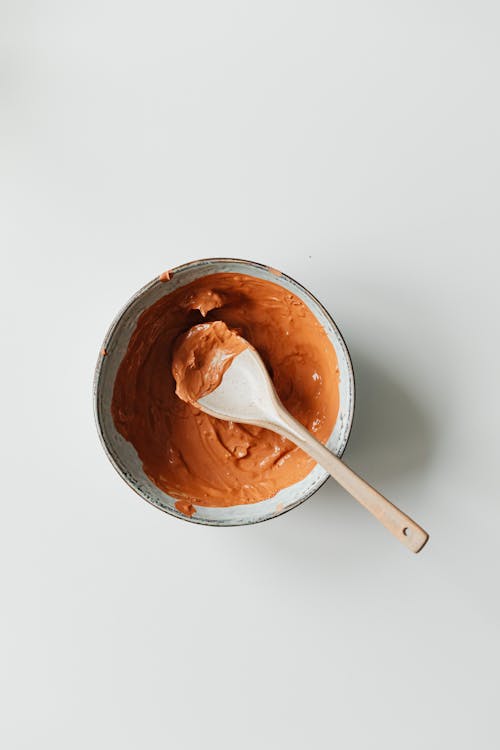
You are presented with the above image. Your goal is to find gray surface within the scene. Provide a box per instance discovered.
[1,2,499,749]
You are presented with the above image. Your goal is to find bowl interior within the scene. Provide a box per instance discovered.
[94,259,355,525]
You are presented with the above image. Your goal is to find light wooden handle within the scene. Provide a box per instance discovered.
[274,411,429,553]
[314,449,428,553]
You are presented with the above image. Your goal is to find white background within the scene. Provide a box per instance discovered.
[2,2,499,748]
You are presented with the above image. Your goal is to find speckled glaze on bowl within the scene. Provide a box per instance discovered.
[93,258,355,526]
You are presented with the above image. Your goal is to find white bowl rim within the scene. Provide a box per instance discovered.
[93,257,356,526]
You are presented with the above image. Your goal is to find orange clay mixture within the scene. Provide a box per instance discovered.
[172,320,250,405]
[111,273,339,515]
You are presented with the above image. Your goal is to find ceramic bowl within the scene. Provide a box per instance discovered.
[94,258,355,525]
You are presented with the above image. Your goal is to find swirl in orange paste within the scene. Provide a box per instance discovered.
[111,273,339,514]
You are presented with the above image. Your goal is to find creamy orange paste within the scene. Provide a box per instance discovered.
[172,320,249,405]
[111,273,339,514]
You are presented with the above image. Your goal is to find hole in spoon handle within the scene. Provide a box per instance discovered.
[397,518,429,553]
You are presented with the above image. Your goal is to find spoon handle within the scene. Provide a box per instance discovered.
[273,412,429,553]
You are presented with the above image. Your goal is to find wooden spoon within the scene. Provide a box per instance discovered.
[197,346,429,553]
